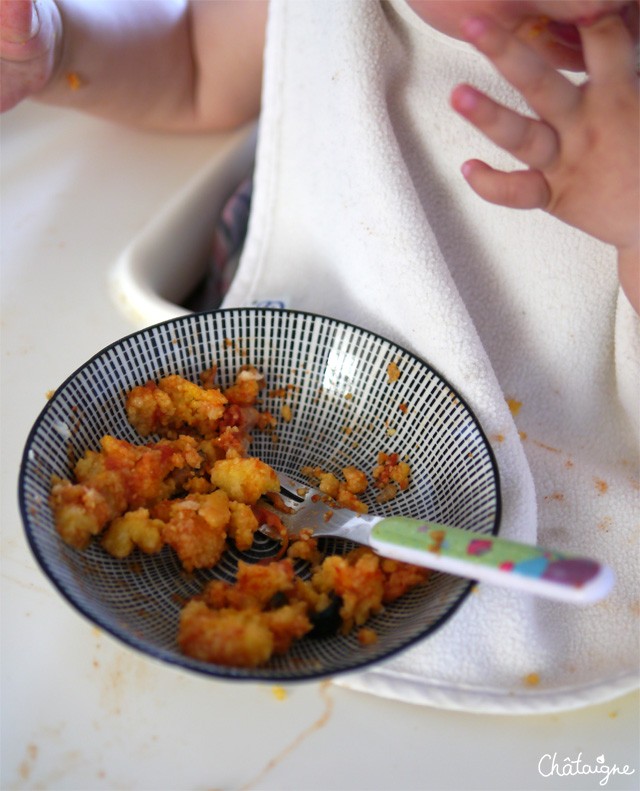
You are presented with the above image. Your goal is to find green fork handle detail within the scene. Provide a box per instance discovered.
[369,517,614,604]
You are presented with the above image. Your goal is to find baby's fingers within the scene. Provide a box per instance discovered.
[451,84,558,169]
[580,13,638,83]
[0,1,38,47]
[461,160,551,210]
[460,15,580,123]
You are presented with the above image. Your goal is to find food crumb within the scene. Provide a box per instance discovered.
[386,361,400,384]
[528,15,549,37]
[45,390,55,400]
[523,672,540,687]
[357,627,378,646]
[281,404,292,423]
[66,71,83,90]
[594,477,608,495]
[272,686,288,701]
[372,452,410,502]
[506,397,522,416]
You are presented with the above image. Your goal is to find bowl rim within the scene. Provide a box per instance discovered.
[18,307,502,682]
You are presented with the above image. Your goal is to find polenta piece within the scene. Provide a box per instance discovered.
[50,366,428,670]
[50,371,274,566]
[179,551,429,667]
[126,375,227,438]
[210,457,279,504]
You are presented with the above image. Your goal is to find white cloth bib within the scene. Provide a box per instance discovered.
[223,0,640,712]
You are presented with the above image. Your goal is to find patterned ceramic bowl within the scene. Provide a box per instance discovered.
[19,308,500,681]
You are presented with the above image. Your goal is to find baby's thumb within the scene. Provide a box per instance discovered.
[0,0,40,45]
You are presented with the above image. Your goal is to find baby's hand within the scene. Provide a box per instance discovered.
[451,13,639,308]
[1,0,61,112]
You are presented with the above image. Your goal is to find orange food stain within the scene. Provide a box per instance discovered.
[528,15,549,37]
[66,71,83,90]
[594,477,608,495]
[523,672,540,687]
[533,440,561,454]
[428,529,446,554]
[357,627,378,646]
[519,430,528,441]
[242,681,334,790]
[386,361,400,384]
[19,743,38,780]
[544,492,564,502]
[272,686,288,701]
[492,434,505,443]
[506,397,522,416]
[597,517,612,533]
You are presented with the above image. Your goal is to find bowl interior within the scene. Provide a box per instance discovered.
[19,308,500,681]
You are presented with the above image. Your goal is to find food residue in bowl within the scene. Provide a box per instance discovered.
[49,364,427,668]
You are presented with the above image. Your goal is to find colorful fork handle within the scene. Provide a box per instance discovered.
[369,517,614,604]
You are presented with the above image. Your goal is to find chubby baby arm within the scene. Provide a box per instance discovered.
[451,13,639,313]
[0,0,267,132]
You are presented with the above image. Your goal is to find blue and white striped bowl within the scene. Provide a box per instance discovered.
[19,308,500,682]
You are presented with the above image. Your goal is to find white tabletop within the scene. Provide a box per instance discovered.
[2,102,638,791]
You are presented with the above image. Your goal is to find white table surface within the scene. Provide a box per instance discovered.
[1,102,638,791]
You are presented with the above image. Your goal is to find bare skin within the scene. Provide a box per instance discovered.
[0,0,268,131]
[1,0,638,309]
[407,0,638,70]
[450,11,639,311]
[410,0,639,312]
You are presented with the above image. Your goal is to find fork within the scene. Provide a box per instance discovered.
[263,471,614,604]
